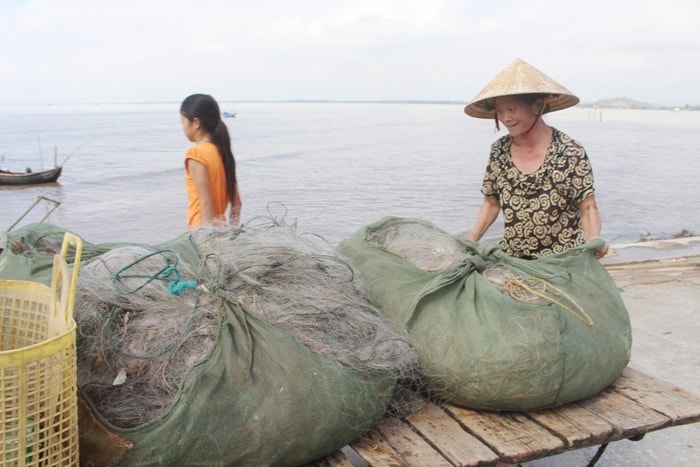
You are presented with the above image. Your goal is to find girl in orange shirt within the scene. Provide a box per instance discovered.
[180,94,242,229]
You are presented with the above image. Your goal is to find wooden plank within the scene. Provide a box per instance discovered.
[526,403,614,449]
[314,447,357,467]
[445,404,566,465]
[348,426,409,466]
[612,367,700,424]
[375,416,453,466]
[405,399,499,466]
[318,368,700,465]
[579,385,670,440]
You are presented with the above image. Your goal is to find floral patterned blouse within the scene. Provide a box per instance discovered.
[481,128,595,259]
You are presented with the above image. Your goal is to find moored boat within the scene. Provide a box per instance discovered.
[0,166,62,185]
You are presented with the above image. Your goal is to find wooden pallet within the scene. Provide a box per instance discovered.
[316,367,700,466]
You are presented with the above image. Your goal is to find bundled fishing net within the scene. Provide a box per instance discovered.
[75,245,216,428]
[338,217,632,410]
[195,217,415,375]
[74,217,415,430]
[0,221,419,465]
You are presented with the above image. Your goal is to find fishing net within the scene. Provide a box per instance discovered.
[337,217,632,411]
[1,221,417,466]
[75,245,213,428]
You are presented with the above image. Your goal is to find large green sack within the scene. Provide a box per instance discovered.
[1,223,397,466]
[112,299,394,466]
[337,217,632,410]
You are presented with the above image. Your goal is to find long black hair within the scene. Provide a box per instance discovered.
[180,94,238,205]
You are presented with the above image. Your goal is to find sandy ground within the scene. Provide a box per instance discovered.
[522,238,700,466]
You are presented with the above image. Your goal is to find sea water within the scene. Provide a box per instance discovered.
[1,102,699,246]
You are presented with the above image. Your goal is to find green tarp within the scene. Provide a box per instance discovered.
[337,217,632,410]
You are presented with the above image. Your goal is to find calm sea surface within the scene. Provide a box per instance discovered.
[1,102,699,246]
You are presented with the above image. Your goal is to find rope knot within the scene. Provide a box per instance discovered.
[160,264,198,296]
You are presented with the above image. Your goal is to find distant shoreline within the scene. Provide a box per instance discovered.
[1,98,697,109]
[578,97,699,111]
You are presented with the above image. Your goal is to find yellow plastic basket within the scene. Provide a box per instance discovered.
[1,233,83,466]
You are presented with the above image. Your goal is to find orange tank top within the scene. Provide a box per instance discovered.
[184,143,228,229]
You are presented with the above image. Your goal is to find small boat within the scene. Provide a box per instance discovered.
[0,166,62,185]
[222,111,237,118]
[0,141,79,186]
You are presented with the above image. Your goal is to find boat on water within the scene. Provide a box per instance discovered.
[0,166,62,185]
[0,141,80,186]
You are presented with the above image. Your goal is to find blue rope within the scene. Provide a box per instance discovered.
[160,265,198,295]
[112,249,198,296]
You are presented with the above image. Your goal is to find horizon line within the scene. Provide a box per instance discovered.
[0,98,697,109]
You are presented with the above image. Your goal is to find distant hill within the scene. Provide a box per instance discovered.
[580,97,698,111]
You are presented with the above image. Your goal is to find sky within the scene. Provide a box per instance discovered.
[1,0,698,106]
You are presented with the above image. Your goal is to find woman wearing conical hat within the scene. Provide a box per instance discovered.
[465,59,608,260]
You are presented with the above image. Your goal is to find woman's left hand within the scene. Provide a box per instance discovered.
[593,241,609,259]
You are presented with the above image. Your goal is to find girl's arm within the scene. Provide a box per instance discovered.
[187,159,216,225]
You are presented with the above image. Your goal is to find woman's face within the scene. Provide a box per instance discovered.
[494,96,540,136]
[180,114,198,142]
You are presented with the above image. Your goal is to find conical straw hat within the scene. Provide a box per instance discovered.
[464,58,579,118]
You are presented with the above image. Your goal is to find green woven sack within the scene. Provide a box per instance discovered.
[1,224,397,466]
[112,300,394,465]
[337,217,632,410]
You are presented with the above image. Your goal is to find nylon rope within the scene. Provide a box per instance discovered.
[483,267,594,326]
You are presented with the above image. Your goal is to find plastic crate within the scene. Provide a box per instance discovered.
[1,233,83,466]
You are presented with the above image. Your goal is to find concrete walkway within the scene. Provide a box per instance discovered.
[523,239,700,466]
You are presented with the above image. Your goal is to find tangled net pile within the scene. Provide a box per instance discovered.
[196,218,416,374]
[366,220,467,271]
[76,246,213,428]
[75,215,416,428]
